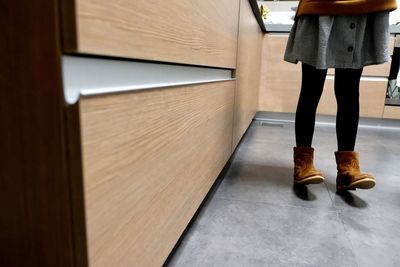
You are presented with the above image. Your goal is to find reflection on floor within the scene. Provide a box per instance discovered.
[166,119,400,267]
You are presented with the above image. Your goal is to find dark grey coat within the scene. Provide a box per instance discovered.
[284,12,390,69]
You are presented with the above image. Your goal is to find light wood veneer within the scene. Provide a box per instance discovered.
[79,81,235,266]
[233,0,264,148]
[383,105,400,119]
[62,0,240,68]
[259,34,302,113]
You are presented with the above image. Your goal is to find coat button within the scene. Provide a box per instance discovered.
[350,23,356,29]
[348,46,354,52]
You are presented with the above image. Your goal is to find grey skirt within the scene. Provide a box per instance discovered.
[284,12,390,69]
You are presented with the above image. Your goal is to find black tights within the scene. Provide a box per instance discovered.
[295,63,363,151]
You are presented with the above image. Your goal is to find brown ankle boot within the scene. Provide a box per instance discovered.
[335,151,375,192]
[293,147,324,185]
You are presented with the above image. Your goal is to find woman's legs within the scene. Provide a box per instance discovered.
[295,63,328,147]
[293,63,327,185]
[334,67,375,191]
[294,64,371,189]
[334,68,363,151]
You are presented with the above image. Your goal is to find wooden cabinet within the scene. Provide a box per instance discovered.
[232,0,264,148]
[61,0,240,68]
[79,81,235,266]
[259,34,302,113]
[2,0,269,266]
[59,1,242,266]
[259,34,394,118]
[383,105,400,119]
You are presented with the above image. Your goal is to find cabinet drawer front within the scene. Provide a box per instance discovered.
[383,105,400,119]
[259,34,302,113]
[62,0,239,68]
[362,62,391,77]
[79,81,234,266]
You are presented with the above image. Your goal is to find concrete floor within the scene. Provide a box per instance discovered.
[166,118,400,267]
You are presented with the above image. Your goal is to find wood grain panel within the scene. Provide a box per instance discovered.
[79,81,235,266]
[258,34,301,113]
[318,78,387,118]
[383,105,400,119]
[63,0,240,68]
[233,0,264,148]
[0,1,85,266]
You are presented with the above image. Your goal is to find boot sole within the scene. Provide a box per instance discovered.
[294,175,325,185]
[336,178,376,192]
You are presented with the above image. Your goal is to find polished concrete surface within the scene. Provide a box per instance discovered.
[166,118,400,267]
